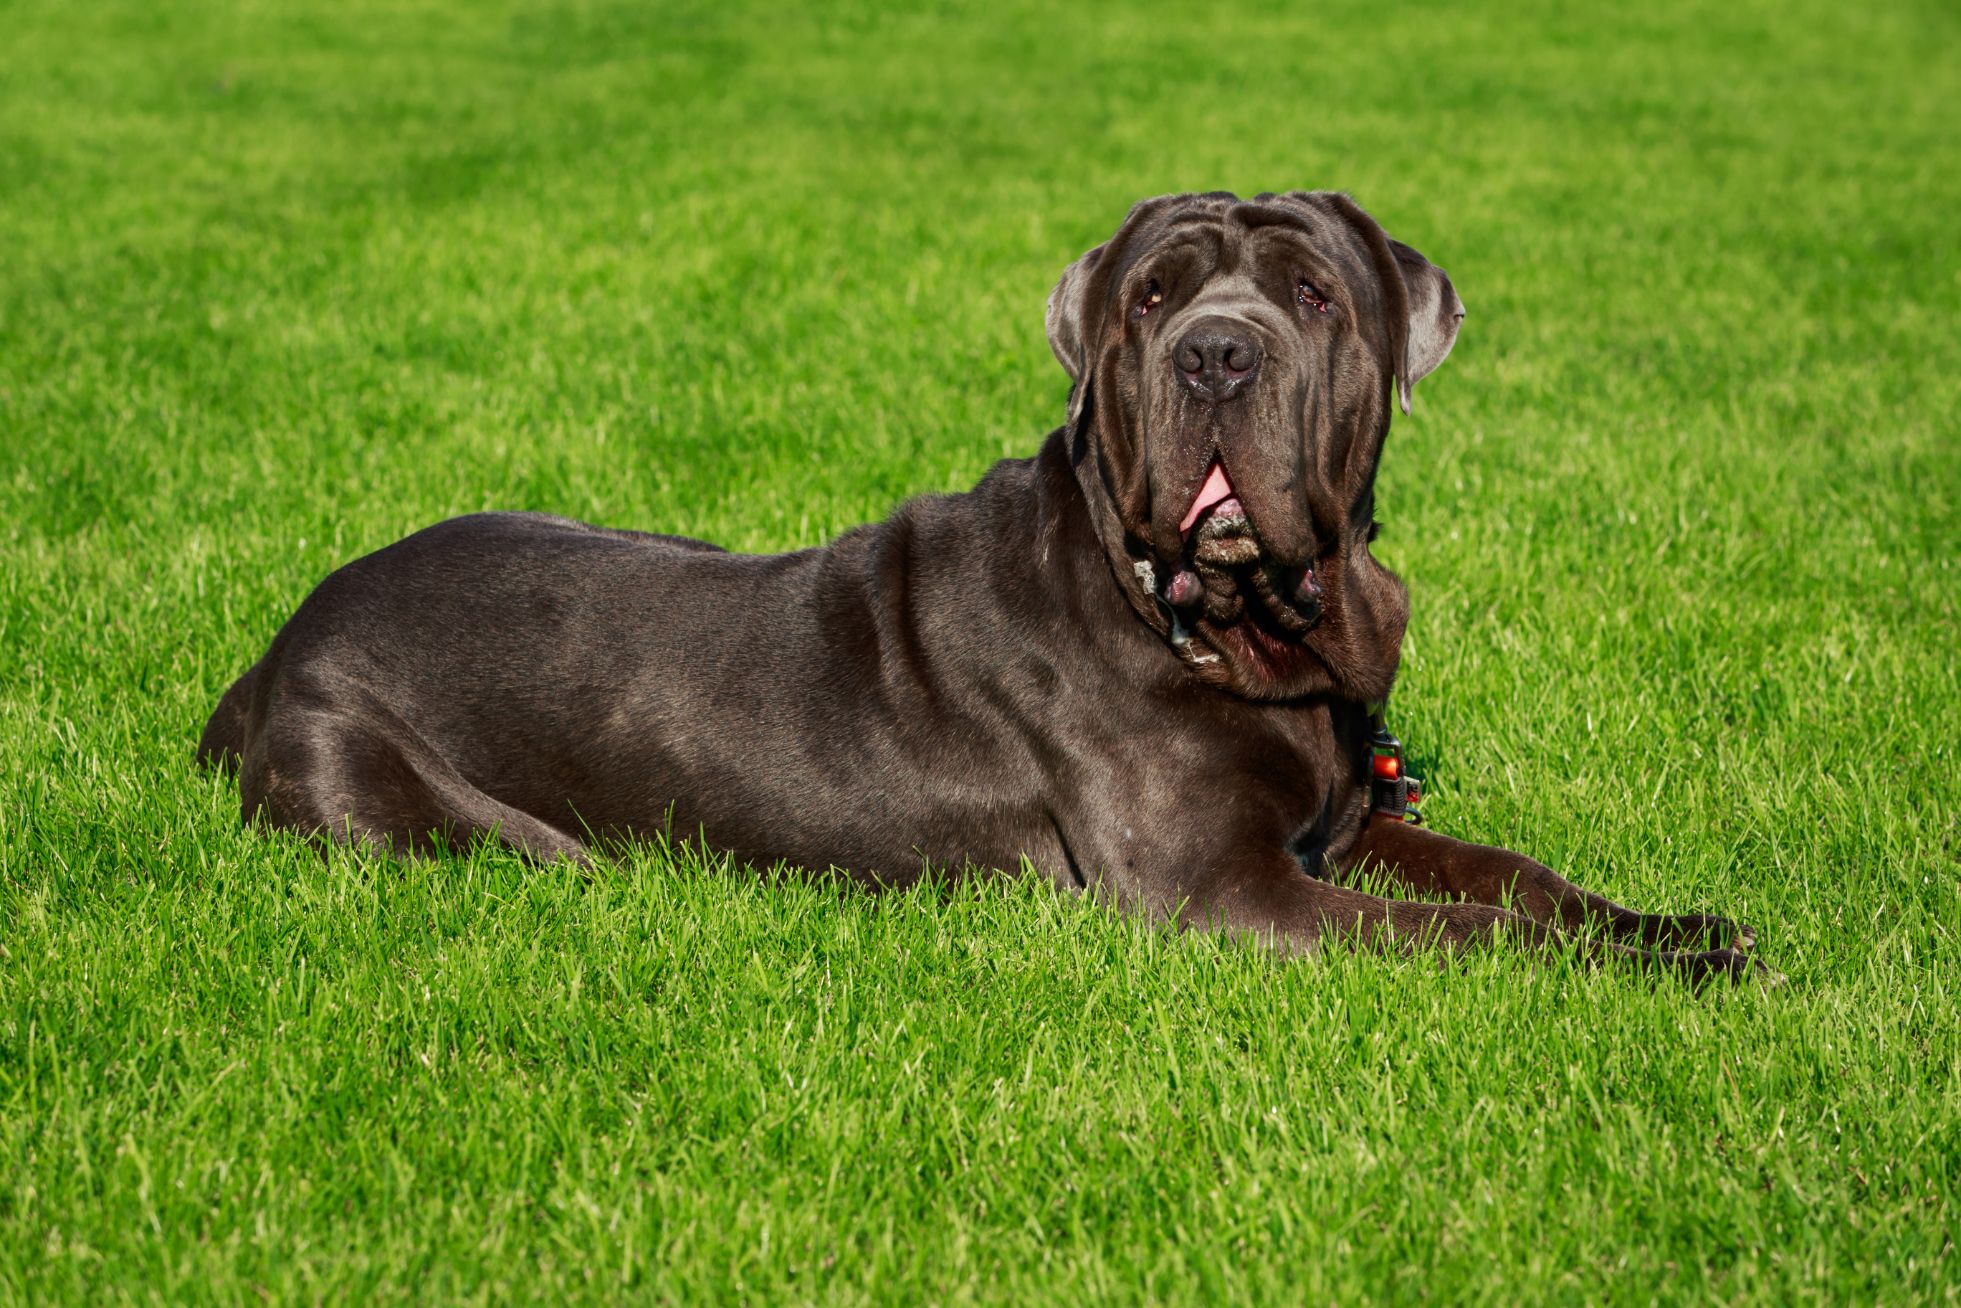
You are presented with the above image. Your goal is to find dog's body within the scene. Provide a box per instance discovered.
[201,191,1769,981]
[198,448,1370,903]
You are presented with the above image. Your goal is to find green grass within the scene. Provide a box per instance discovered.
[3,0,1957,1300]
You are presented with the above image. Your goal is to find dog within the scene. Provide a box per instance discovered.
[198,191,1769,983]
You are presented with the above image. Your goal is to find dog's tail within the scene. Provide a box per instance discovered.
[196,658,264,774]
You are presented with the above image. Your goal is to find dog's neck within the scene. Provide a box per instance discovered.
[1042,423,1181,646]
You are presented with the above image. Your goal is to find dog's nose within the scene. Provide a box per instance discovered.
[1173,322,1262,402]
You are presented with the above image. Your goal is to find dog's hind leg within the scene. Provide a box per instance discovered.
[242,688,589,865]
[197,657,266,774]
[1339,814,1756,954]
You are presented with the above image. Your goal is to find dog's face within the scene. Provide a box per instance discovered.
[1047,191,1464,700]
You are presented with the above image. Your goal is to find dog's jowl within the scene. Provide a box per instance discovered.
[199,191,1771,983]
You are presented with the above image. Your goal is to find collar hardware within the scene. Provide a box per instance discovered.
[1369,717,1423,824]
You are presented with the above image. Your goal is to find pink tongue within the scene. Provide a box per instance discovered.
[1178,461,1237,534]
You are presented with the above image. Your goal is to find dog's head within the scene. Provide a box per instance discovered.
[1047,191,1463,701]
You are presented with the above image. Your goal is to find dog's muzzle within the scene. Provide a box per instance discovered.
[1161,459,1322,632]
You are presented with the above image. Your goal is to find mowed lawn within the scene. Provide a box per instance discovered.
[3,0,1957,1301]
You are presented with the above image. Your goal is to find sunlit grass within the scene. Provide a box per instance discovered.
[2,0,1956,1301]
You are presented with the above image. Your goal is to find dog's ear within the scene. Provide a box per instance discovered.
[1322,193,1465,415]
[1045,241,1106,386]
[1386,238,1465,415]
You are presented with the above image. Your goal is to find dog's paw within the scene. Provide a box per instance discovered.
[1704,916,1760,953]
[1674,946,1784,991]
[1640,912,1757,954]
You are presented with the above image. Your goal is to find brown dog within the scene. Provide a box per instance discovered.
[200,191,1769,983]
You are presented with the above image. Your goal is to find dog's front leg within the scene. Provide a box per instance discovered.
[1340,814,1758,954]
[1198,847,1768,985]
[1186,848,1554,958]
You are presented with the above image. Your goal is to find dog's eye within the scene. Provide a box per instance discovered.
[1135,281,1164,318]
[1297,280,1331,314]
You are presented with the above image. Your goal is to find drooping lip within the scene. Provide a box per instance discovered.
[1177,458,1242,535]
[1159,454,1325,637]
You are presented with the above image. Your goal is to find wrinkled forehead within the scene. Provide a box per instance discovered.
[1113,192,1377,290]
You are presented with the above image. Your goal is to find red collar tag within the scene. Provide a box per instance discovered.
[1369,722,1423,824]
